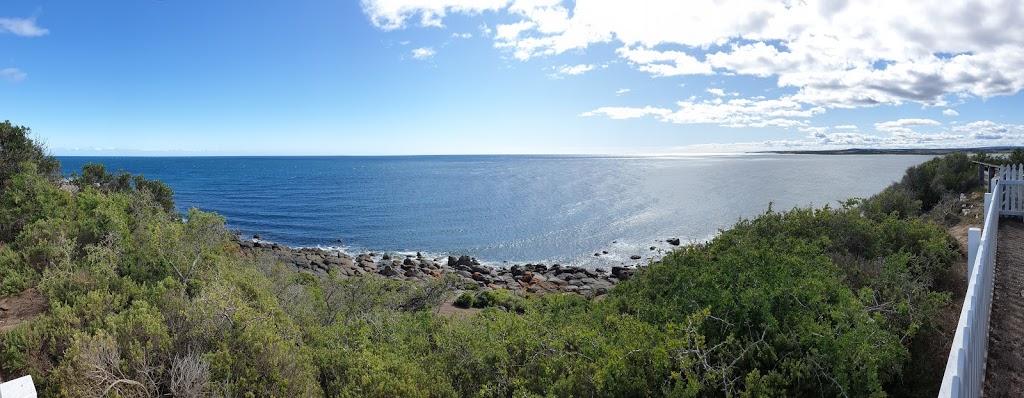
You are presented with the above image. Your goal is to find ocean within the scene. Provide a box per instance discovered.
[58,154,933,268]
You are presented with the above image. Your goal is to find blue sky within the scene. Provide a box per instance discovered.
[2,0,1023,155]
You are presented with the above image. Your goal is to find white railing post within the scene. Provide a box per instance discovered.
[984,192,992,215]
[968,228,981,277]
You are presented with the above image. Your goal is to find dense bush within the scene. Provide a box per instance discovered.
[0,125,990,397]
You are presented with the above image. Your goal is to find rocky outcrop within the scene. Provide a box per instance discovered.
[234,238,641,296]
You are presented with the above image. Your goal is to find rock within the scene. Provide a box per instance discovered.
[521,272,534,283]
[335,239,343,243]
[602,250,609,254]
[667,238,681,246]
[630,255,642,260]
[403,257,419,266]
[650,246,657,250]
[382,254,391,260]
[595,268,606,273]
[381,266,400,277]
[253,234,261,240]
[405,269,425,278]
[594,253,600,256]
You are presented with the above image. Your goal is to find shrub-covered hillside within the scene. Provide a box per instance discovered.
[0,121,995,396]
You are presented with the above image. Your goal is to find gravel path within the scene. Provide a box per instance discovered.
[984,219,1024,398]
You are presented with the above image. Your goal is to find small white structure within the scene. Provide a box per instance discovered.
[0,375,36,398]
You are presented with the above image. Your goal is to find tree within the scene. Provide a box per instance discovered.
[0,121,61,191]
[1009,148,1024,165]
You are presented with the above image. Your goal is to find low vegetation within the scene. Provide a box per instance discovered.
[0,120,1018,396]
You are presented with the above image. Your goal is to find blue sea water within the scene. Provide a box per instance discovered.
[57,154,933,268]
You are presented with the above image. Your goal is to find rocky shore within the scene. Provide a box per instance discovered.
[232,238,673,295]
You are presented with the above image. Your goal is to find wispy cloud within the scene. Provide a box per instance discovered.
[0,68,27,83]
[0,17,48,37]
[451,32,472,39]
[943,109,959,117]
[706,88,738,97]
[554,64,595,76]
[411,47,435,60]
[874,118,941,134]
[615,88,630,95]
[361,0,510,30]
[582,96,822,128]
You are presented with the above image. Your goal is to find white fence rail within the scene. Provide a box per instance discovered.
[938,164,1023,398]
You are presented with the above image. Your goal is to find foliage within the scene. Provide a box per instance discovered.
[0,121,60,192]
[454,291,474,308]
[0,125,975,397]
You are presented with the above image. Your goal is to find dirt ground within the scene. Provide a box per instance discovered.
[983,219,1024,397]
[0,288,47,333]
[434,298,481,318]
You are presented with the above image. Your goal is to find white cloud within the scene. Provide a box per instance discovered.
[874,118,941,134]
[411,47,436,60]
[0,68,27,83]
[615,88,631,95]
[451,32,473,39]
[943,109,960,117]
[362,0,1024,109]
[953,120,1024,140]
[706,88,726,96]
[554,64,595,76]
[0,17,48,37]
[478,23,493,37]
[616,46,712,76]
[580,106,670,120]
[361,0,510,30]
[582,96,822,128]
[835,125,858,130]
[706,88,738,97]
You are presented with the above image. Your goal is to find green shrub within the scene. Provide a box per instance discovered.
[454,291,474,308]
[0,121,60,191]
[0,245,37,296]
[0,324,29,372]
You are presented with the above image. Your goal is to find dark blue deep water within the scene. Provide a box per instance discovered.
[58,155,932,267]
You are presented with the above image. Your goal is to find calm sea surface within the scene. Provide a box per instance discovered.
[58,154,933,267]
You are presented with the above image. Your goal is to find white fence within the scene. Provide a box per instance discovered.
[1000,164,1023,217]
[0,375,36,398]
[938,164,1023,398]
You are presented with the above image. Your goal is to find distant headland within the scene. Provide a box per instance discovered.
[763,146,1021,155]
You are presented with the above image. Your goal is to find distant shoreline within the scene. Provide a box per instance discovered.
[761,146,1019,155]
